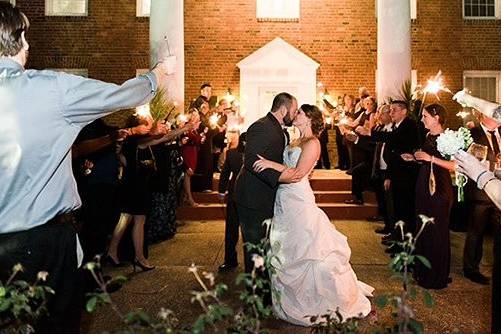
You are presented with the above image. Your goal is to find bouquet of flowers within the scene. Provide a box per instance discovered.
[436,127,474,201]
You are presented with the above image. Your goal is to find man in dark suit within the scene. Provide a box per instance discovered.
[234,92,301,273]
[356,100,419,249]
[463,114,501,284]
[217,133,246,272]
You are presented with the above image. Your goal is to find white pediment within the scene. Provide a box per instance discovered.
[237,37,319,70]
[237,37,319,131]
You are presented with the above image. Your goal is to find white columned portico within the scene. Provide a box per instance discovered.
[377,0,411,103]
[150,0,184,110]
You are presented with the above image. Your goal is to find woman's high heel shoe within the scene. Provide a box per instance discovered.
[133,259,155,272]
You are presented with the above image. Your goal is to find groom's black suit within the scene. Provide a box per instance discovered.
[234,112,286,272]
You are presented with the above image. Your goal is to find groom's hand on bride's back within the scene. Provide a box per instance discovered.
[279,168,302,183]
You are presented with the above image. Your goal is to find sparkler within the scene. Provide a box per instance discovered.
[209,114,220,128]
[178,113,188,123]
[418,70,452,119]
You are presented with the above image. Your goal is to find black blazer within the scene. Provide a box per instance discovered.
[465,125,501,202]
[358,116,419,181]
[218,148,243,198]
[234,113,285,216]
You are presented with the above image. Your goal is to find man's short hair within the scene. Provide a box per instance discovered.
[271,92,295,113]
[0,3,30,57]
[200,83,212,90]
[390,100,408,111]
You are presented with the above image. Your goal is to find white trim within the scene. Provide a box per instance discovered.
[463,70,501,103]
[45,0,88,16]
[49,68,88,77]
[411,0,417,20]
[256,0,300,20]
[375,0,416,19]
[411,69,418,91]
[462,0,500,19]
[136,0,150,17]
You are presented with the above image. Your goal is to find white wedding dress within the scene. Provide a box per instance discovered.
[269,145,374,326]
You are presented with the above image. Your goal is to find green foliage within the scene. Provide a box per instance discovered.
[149,89,177,125]
[373,215,436,334]
[0,264,54,332]
[309,310,360,334]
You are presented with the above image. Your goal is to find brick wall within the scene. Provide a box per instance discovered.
[15,0,501,127]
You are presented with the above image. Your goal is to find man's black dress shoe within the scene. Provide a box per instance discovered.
[464,271,490,285]
[367,216,384,222]
[385,244,402,254]
[381,239,393,246]
[344,199,364,205]
[218,263,238,272]
[381,233,394,241]
[375,227,392,235]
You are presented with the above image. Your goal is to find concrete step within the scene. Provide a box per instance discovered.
[211,177,352,192]
[193,190,376,204]
[177,203,378,220]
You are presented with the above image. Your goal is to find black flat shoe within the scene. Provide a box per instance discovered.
[133,259,156,272]
[218,263,238,273]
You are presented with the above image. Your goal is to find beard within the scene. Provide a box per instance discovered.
[283,111,293,127]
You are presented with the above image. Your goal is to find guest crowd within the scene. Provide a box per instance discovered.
[0,3,500,333]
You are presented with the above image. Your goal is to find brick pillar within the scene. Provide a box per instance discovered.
[376,0,411,103]
[150,0,184,110]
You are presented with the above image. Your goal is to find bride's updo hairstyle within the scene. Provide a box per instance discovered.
[301,104,324,137]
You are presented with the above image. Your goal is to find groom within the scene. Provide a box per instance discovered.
[234,92,301,273]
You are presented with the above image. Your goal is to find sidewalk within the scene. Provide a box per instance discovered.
[82,220,492,333]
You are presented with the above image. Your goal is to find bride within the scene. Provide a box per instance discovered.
[253,104,374,326]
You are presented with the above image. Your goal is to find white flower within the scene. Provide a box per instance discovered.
[437,127,473,159]
[158,307,173,320]
[13,263,24,273]
[188,263,198,274]
[252,254,265,269]
[202,271,215,286]
[37,271,49,282]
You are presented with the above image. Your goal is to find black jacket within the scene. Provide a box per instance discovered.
[358,116,419,181]
[234,113,285,216]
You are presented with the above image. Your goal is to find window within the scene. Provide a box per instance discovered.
[463,0,499,18]
[136,0,150,17]
[256,0,300,21]
[375,0,417,20]
[50,68,88,77]
[45,0,87,16]
[464,71,501,103]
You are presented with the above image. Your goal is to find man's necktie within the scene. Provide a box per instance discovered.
[488,130,500,155]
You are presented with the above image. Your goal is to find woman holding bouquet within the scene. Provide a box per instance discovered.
[401,104,456,289]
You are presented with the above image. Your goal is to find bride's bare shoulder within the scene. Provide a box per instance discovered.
[299,137,320,153]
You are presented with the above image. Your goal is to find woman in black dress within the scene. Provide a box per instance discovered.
[107,114,157,271]
[401,104,455,289]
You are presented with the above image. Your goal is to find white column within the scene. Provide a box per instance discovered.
[377,0,411,104]
[150,0,184,110]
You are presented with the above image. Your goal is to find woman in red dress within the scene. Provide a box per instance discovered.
[180,109,204,206]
